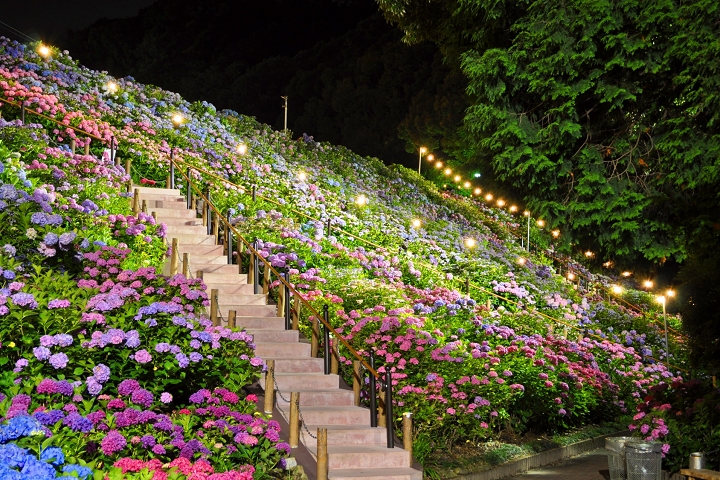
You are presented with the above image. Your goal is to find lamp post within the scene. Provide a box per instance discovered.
[418,147,427,174]
[656,290,675,359]
[281,96,288,133]
[524,211,531,251]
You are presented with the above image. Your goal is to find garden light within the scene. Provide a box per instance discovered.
[38,44,51,58]
[585,250,594,258]
[497,199,505,207]
[427,154,435,162]
[444,168,452,176]
[516,257,526,265]
[435,161,443,168]
[485,194,493,201]
[355,194,368,206]
[418,146,428,174]
[567,272,575,281]
[656,294,672,356]
[510,205,518,213]
[107,81,118,93]
[474,188,482,195]
[298,171,307,181]
[236,144,247,155]
[551,229,560,238]
[621,271,632,277]
[463,181,471,188]
[666,289,675,298]
[603,260,614,268]
[537,219,545,227]
[454,175,461,182]
[474,172,481,178]
[464,237,477,248]
[611,285,623,295]
[172,113,184,127]
[523,210,530,217]
[643,280,654,289]
[411,219,422,229]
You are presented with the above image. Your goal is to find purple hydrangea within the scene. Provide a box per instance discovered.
[117,379,141,396]
[189,352,203,363]
[10,292,38,309]
[43,232,59,246]
[130,389,153,408]
[100,430,127,456]
[160,392,173,404]
[48,299,71,309]
[63,412,94,433]
[133,349,152,364]
[33,346,51,361]
[151,444,166,455]
[86,377,103,396]
[175,353,189,368]
[54,334,73,347]
[140,435,156,448]
[36,378,57,394]
[92,364,111,383]
[34,409,65,426]
[49,353,69,369]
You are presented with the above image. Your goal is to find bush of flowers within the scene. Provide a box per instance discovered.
[0,34,694,471]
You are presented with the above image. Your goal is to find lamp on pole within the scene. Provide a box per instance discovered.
[656,290,675,359]
[523,211,531,251]
[418,147,427,174]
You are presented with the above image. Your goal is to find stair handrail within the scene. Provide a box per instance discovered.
[172,159,381,379]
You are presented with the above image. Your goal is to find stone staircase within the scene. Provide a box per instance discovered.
[136,186,422,480]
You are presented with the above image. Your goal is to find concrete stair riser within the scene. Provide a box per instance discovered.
[285,406,369,426]
[186,255,230,265]
[161,217,205,226]
[165,225,211,235]
[227,317,285,330]
[194,263,242,274]
[276,389,355,407]
[167,234,218,245]
[151,208,198,219]
[217,293,268,306]
[327,468,423,480]
[177,244,225,256]
[134,187,182,195]
[322,447,410,470]
[254,342,310,357]
[205,283,255,295]
[267,357,325,373]
[222,305,277,317]
[268,373,340,390]
[146,200,189,210]
[246,329,299,343]
[300,426,385,446]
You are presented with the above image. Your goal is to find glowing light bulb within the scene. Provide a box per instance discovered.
[612,285,623,295]
[497,199,506,207]
[523,210,530,217]
[485,194,493,201]
[510,205,518,213]
[355,194,368,206]
[236,144,248,155]
[656,295,666,305]
[464,237,477,248]
[551,229,560,238]
[666,289,675,298]
[411,219,422,229]
[567,272,575,280]
[435,161,443,168]
[585,250,594,258]
[427,154,434,162]
[298,172,307,181]
[454,175,461,182]
[444,168,452,176]
[419,146,427,155]
[621,271,632,277]
[537,219,545,227]
[172,113,184,126]
[38,45,51,57]
[107,81,118,93]
[516,257,526,265]
[643,280,653,289]
[463,181,471,188]
[474,188,482,195]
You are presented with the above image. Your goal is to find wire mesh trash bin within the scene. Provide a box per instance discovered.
[626,440,662,480]
[606,436,634,480]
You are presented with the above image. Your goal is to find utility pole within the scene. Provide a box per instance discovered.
[281,96,288,133]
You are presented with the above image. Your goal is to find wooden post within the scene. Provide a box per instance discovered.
[264,360,275,414]
[141,199,147,214]
[330,337,339,375]
[196,270,203,281]
[210,289,219,326]
[292,295,300,330]
[212,213,220,244]
[166,174,171,188]
[247,250,255,285]
[277,276,286,317]
[289,392,300,448]
[132,189,140,214]
[228,310,236,329]
[170,238,179,275]
[713,376,717,388]
[182,253,189,277]
[151,211,157,222]
[403,412,413,456]
[317,428,328,480]
[465,278,470,295]
[263,264,270,295]
[70,139,76,154]
[378,395,386,427]
[202,201,208,226]
[311,317,320,358]
[353,360,361,406]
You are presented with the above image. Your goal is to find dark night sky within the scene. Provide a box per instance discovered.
[1,0,158,44]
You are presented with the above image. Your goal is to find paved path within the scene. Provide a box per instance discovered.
[509,448,609,479]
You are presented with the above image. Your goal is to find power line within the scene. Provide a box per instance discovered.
[0,19,40,43]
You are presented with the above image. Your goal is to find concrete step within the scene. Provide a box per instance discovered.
[164,224,210,235]
[151,207,198,219]
[178,244,225,256]
[225,316,285,330]
[161,217,205,226]
[267,357,324,374]
[194,264,242,274]
[217,293,268,306]
[254,342,310,358]
[327,467,422,480]
[133,186,182,196]
[277,388,354,407]
[138,192,185,202]
[268,373,339,391]
[186,254,229,265]
[206,283,255,295]
[300,425,385,446]
[143,199,189,210]
[166,233,218,245]
[223,304,278,317]
[309,446,410,470]
[295,405,370,426]
[246,329,299,343]
[200,272,248,284]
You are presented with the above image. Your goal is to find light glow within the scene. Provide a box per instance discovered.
[236,144,248,155]
[523,210,530,217]
[419,146,427,155]
[435,161,443,168]
[497,199,506,207]
[666,289,675,298]
[643,280,654,289]
[411,219,422,229]
[355,194,368,206]
[510,205,518,213]
[38,45,51,57]
[454,175,461,182]
[427,154,435,162]
[444,168,452,176]
[621,271,632,277]
[611,285,623,295]
[585,250,594,258]
[567,272,575,281]
[464,237,477,248]
[537,219,545,227]
[107,82,118,93]
[551,229,560,238]
[298,172,307,181]
[474,188,482,195]
[172,113,185,126]
[485,194,493,201]
[463,181,471,188]
[516,257,526,265]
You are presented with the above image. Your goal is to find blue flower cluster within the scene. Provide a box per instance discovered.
[0,416,92,479]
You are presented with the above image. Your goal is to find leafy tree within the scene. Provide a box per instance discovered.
[377,0,720,266]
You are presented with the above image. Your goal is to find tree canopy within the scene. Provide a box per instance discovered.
[378,0,720,266]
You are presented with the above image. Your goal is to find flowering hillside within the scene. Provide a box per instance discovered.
[0,36,689,477]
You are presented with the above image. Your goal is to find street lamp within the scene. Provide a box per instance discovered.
[418,147,427,174]
[38,44,51,58]
[656,293,673,359]
[643,280,653,289]
[523,211,531,252]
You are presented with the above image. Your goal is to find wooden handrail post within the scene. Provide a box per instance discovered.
[141,199,147,214]
[264,359,275,414]
[378,395,386,428]
[84,143,90,155]
[311,317,320,358]
[292,295,300,330]
[182,253,189,277]
[317,428,328,480]
[151,211,157,222]
[353,360,361,406]
[202,200,208,226]
[70,139,76,154]
[289,392,300,448]
[277,275,285,317]
[125,159,132,193]
[330,337,339,375]
[248,249,255,285]
[403,412,413,456]
[132,188,140,214]
[228,310,236,329]
[263,264,270,295]
[166,174,171,188]
[212,212,220,244]
[210,289,219,326]
[170,238,179,275]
